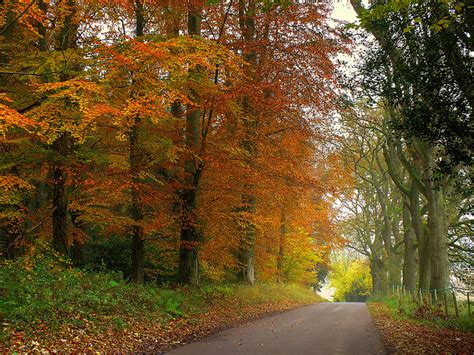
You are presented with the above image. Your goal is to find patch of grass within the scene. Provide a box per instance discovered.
[368,295,474,332]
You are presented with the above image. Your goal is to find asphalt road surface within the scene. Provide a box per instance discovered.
[168,302,385,354]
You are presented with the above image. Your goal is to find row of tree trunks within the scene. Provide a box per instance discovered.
[350,0,451,294]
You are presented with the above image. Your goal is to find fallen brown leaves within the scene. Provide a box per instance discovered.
[1,297,306,353]
[368,302,474,354]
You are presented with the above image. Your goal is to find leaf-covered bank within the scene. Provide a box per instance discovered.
[0,249,323,353]
[368,302,474,354]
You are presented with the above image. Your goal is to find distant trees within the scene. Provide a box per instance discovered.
[329,253,372,302]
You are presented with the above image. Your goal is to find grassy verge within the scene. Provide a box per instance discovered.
[367,298,474,354]
[0,245,323,352]
[370,295,473,332]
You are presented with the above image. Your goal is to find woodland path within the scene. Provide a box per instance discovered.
[167,303,386,354]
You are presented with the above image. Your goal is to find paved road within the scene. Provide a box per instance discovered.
[168,303,385,354]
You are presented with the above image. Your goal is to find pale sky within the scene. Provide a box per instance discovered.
[332,0,358,22]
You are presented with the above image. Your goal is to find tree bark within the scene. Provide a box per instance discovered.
[130,0,145,283]
[52,134,69,255]
[277,206,286,281]
[238,0,257,284]
[402,200,417,290]
[177,4,202,285]
[370,258,386,294]
[51,1,77,255]
[418,144,449,291]
[426,182,449,290]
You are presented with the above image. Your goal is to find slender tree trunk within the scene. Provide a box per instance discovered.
[238,0,257,284]
[277,206,286,281]
[52,134,69,254]
[130,0,145,283]
[402,200,417,290]
[130,118,145,283]
[177,4,202,285]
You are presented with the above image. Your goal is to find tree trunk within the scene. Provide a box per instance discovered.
[388,206,402,287]
[49,1,77,255]
[238,0,257,285]
[178,184,200,285]
[426,184,449,291]
[277,206,286,281]
[402,200,417,290]
[177,4,202,285]
[371,258,386,294]
[130,0,145,283]
[52,134,69,255]
[421,146,449,291]
[408,181,430,289]
[130,118,145,283]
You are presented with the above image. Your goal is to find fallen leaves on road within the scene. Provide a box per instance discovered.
[368,302,474,354]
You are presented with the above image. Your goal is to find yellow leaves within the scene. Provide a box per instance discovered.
[282,227,321,283]
[0,104,42,138]
[0,175,34,205]
[329,257,372,301]
[0,0,46,37]
[30,79,107,144]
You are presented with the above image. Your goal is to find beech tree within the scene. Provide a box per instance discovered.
[350,0,473,291]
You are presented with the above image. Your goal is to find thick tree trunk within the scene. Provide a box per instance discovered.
[426,184,449,291]
[408,181,430,289]
[370,258,386,294]
[178,182,200,285]
[177,5,202,285]
[422,147,449,291]
[402,201,417,290]
[49,0,78,255]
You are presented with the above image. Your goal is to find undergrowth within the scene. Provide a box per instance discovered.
[0,242,322,345]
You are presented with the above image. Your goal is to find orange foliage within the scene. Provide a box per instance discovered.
[0,0,350,283]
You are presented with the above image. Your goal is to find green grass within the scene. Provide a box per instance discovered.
[369,295,474,332]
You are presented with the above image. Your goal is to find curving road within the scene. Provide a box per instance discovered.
[167,302,385,354]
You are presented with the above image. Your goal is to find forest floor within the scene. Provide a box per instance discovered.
[368,302,474,354]
[0,242,324,352]
[1,278,323,353]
